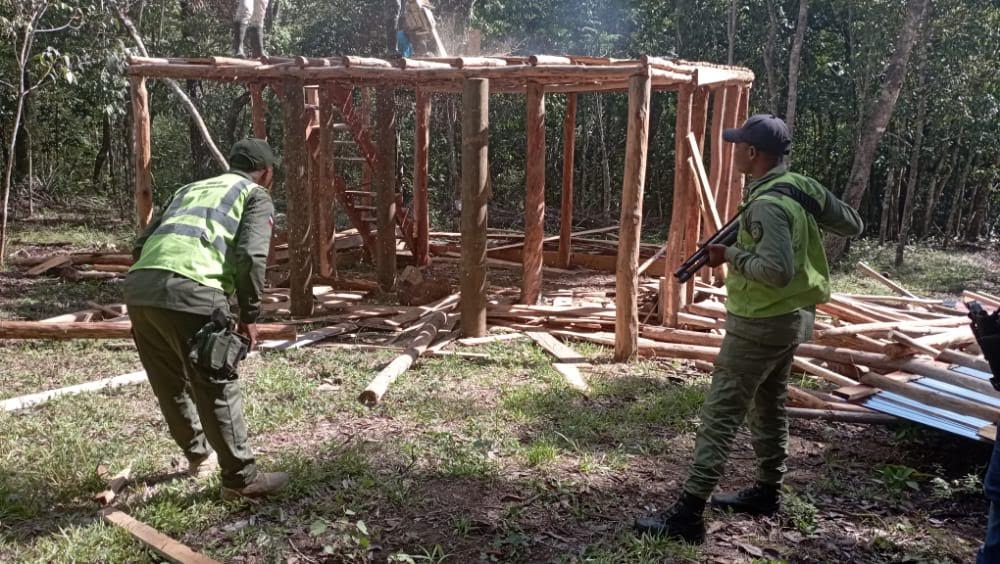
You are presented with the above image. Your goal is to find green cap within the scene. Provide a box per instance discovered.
[229,138,281,172]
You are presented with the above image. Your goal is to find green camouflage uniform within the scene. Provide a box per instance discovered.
[683,164,863,500]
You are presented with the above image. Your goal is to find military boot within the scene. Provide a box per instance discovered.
[633,492,706,544]
[187,451,219,478]
[221,471,289,500]
[248,26,267,58]
[710,482,780,516]
[233,22,248,58]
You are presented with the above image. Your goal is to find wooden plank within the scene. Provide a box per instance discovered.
[832,384,880,402]
[558,93,577,269]
[791,357,858,388]
[615,71,651,360]
[857,262,916,298]
[522,81,546,304]
[552,363,590,396]
[26,254,73,276]
[525,331,589,364]
[460,78,489,337]
[458,333,526,346]
[102,509,220,564]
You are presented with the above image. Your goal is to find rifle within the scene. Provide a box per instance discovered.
[672,183,824,284]
[967,301,1000,390]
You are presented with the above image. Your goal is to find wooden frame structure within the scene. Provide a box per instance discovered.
[126,54,753,360]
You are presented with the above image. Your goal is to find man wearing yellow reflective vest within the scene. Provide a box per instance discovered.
[636,115,864,543]
[125,138,288,499]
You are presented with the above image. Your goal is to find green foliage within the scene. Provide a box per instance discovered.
[874,463,925,496]
[782,489,819,535]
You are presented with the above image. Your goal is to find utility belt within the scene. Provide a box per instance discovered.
[189,308,249,379]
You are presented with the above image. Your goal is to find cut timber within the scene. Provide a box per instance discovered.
[964,290,1000,309]
[413,89,431,265]
[26,254,72,276]
[282,79,315,317]
[558,93,577,269]
[525,331,589,364]
[380,293,458,329]
[521,82,546,304]
[102,509,220,564]
[458,333,526,346]
[487,225,619,253]
[786,407,898,425]
[553,363,590,396]
[791,357,858,387]
[0,321,295,340]
[857,262,916,298]
[374,86,398,291]
[816,316,968,338]
[358,311,448,406]
[260,323,355,350]
[938,348,990,374]
[460,78,489,337]
[832,384,880,402]
[130,77,153,228]
[93,464,132,506]
[787,385,829,410]
[2,370,148,412]
[662,86,693,326]
[888,330,941,357]
[686,134,722,232]
[615,71,652,361]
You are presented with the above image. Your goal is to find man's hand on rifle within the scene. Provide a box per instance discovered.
[706,244,728,267]
[238,322,259,351]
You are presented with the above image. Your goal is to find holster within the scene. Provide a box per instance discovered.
[188,309,249,380]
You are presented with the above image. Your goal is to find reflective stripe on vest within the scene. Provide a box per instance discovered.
[130,173,256,293]
[725,171,832,319]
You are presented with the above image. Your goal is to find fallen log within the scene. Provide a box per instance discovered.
[358,311,449,406]
[101,508,220,564]
[786,406,899,425]
[2,370,149,412]
[0,321,296,340]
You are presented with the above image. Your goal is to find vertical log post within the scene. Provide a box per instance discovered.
[728,86,750,218]
[460,79,490,338]
[661,86,693,326]
[130,77,152,230]
[249,82,267,139]
[558,93,577,269]
[374,87,398,291]
[414,89,432,266]
[614,71,652,361]
[706,87,727,283]
[282,79,315,317]
[522,81,546,304]
[718,85,741,225]
[317,84,339,278]
[684,87,710,303]
[306,108,322,271]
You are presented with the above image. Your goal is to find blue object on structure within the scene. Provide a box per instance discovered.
[397,30,413,57]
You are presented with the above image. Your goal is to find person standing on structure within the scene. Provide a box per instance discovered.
[635,115,864,543]
[125,138,288,499]
[233,0,269,58]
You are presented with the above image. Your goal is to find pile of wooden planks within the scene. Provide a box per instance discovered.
[8,251,133,280]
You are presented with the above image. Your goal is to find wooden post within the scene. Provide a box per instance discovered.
[317,84,338,278]
[249,82,267,139]
[614,71,652,361]
[460,78,489,337]
[307,111,322,272]
[557,93,577,269]
[282,79,314,317]
[130,77,152,229]
[708,87,727,201]
[414,89,432,266]
[728,86,749,217]
[684,87,710,301]
[661,86,693,326]
[374,87,397,291]
[522,81,546,304]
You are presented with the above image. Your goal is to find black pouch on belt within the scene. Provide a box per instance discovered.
[189,309,250,379]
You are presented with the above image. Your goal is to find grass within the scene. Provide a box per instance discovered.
[0,218,990,562]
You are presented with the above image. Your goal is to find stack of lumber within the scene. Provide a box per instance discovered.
[8,251,132,280]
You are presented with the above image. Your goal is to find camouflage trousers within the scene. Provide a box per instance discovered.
[682,310,812,500]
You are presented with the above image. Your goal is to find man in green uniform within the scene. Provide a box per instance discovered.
[125,138,288,499]
[635,115,864,542]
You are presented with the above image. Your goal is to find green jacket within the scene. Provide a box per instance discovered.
[724,164,863,319]
[125,170,274,324]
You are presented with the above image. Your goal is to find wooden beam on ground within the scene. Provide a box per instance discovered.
[459,333,526,346]
[282,79,315,317]
[615,70,652,361]
[2,370,148,412]
[102,508,220,564]
[785,407,898,425]
[375,86,398,291]
[130,77,153,229]
[857,262,916,298]
[460,78,489,337]
[662,85,693,326]
[358,311,449,406]
[414,89,432,266]
[815,316,968,338]
[525,331,589,364]
[522,81,546,304]
[558,93,577,269]
[791,357,858,387]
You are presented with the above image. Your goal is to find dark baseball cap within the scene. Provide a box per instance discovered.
[723,114,791,156]
[229,138,281,172]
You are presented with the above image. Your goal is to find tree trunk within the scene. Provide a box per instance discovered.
[93,113,112,194]
[825,0,930,262]
[944,152,976,241]
[965,179,991,242]
[596,98,612,222]
[727,0,738,65]
[785,0,809,136]
[186,80,212,178]
[918,129,961,238]
[579,97,592,215]
[894,56,928,267]
[224,91,251,148]
[763,0,781,115]
[879,167,895,244]
[445,96,460,220]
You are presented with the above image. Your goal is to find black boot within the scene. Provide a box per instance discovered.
[634,492,706,544]
[232,23,248,58]
[248,26,267,58]
[710,482,781,516]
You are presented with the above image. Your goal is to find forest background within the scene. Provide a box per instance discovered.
[1,0,998,265]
